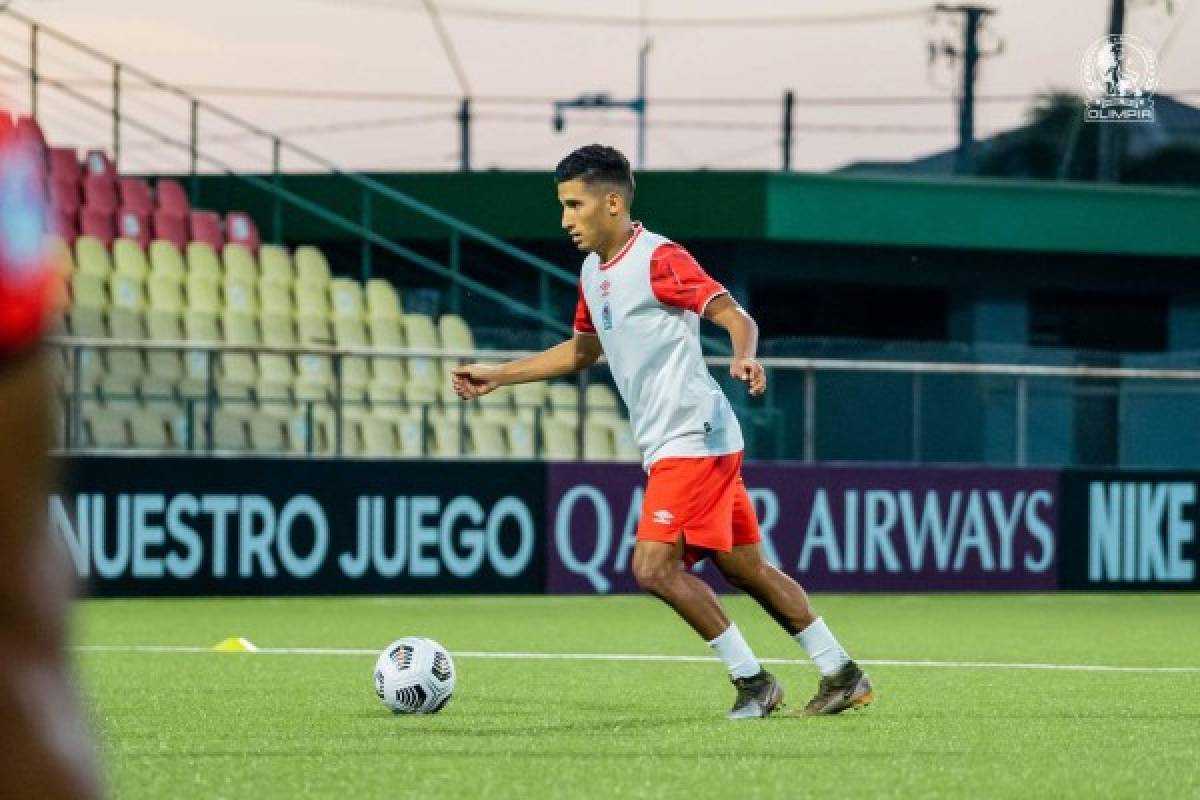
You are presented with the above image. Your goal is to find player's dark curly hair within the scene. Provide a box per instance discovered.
[554,144,635,202]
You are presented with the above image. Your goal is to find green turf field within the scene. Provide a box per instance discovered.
[74,594,1199,799]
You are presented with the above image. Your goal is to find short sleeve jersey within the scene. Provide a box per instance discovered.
[0,123,55,357]
[573,223,743,468]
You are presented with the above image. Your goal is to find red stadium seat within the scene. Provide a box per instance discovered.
[152,211,188,251]
[83,148,116,180]
[48,147,81,183]
[189,210,224,249]
[49,178,82,214]
[156,179,190,217]
[53,209,79,243]
[80,207,116,247]
[117,209,151,249]
[84,174,118,215]
[225,211,261,251]
[14,116,47,156]
[118,177,154,214]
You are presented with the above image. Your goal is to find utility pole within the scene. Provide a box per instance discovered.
[781,90,795,171]
[457,97,471,172]
[553,38,652,169]
[1096,0,1126,182]
[934,4,997,175]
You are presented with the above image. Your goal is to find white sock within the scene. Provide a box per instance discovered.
[708,623,761,679]
[794,617,851,677]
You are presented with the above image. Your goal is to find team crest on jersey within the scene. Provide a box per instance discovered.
[600,279,612,298]
[601,301,613,330]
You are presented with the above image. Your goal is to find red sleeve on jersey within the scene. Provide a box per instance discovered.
[0,122,56,355]
[649,242,728,315]
[573,281,597,334]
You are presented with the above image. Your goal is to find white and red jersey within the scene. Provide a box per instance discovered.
[573,222,743,469]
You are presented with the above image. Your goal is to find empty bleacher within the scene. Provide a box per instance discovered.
[20,115,639,461]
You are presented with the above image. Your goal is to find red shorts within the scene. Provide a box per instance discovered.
[637,451,761,566]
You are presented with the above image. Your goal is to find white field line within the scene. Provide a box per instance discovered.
[70,645,1200,674]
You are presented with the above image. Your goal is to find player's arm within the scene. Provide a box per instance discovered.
[451,333,602,399]
[704,295,766,397]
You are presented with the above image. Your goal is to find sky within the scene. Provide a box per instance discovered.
[0,0,1196,174]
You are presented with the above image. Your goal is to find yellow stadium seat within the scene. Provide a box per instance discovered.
[105,314,146,378]
[260,281,293,318]
[296,316,333,402]
[394,412,425,456]
[71,273,107,310]
[402,313,439,349]
[110,274,146,314]
[130,414,172,450]
[112,238,149,279]
[140,377,179,416]
[220,312,259,390]
[513,381,546,416]
[85,411,129,449]
[341,386,370,420]
[366,278,402,321]
[506,418,536,459]
[333,318,371,392]
[359,416,398,457]
[330,278,365,320]
[584,421,616,461]
[212,410,250,451]
[68,306,107,339]
[541,418,578,460]
[45,235,74,278]
[429,411,463,457]
[248,413,288,453]
[476,384,514,422]
[147,274,185,313]
[222,243,258,283]
[404,382,438,410]
[149,240,186,280]
[75,236,112,278]
[258,314,296,400]
[294,245,331,286]
[367,384,406,420]
[259,245,294,286]
[586,384,620,419]
[287,410,330,455]
[186,274,221,315]
[256,380,293,418]
[467,418,507,458]
[223,277,257,315]
[145,311,185,382]
[438,313,474,352]
[100,375,139,413]
[186,242,222,282]
[295,282,331,318]
[548,383,580,423]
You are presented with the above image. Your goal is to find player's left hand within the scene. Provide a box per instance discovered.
[731,357,766,397]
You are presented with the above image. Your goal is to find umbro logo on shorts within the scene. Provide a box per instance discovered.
[652,509,675,525]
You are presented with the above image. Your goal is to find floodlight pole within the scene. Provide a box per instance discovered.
[553,38,651,169]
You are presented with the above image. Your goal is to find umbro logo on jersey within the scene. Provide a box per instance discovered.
[652,510,675,525]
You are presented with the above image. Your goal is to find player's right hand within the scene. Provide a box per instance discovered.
[451,364,501,399]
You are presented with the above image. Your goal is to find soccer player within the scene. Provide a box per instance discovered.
[452,144,874,718]
[0,115,100,798]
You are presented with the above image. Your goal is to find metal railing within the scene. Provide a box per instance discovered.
[49,337,1200,467]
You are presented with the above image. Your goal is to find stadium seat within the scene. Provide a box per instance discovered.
[53,208,79,243]
[148,240,186,280]
[152,211,188,251]
[130,414,172,450]
[513,381,547,418]
[118,178,154,214]
[438,314,474,352]
[394,412,425,456]
[155,179,190,218]
[48,147,80,182]
[294,246,331,286]
[401,314,439,390]
[106,288,147,379]
[116,209,151,248]
[359,416,398,458]
[260,281,293,318]
[586,384,620,420]
[186,242,222,282]
[85,412,129,449]
[144,309,186,383]
[110,273,146,314]
[584,421,616,461]
[258,314,297,411]
[45,235,75,279]
[190,211,224,249]
[405,382,438,411]
[140,378,179,416]
[248,413,288,453]
[330,278,365,320]
[49,178,81,215]
[225,211,260,251]
[70,270,107,309]
[223,243,258,283]
[366,279,402,320]
[186,274,222,315]
[259,245,294,286]
[540,418,578,460]
[220,312,259,393]
[430,411,463,457]
[83,149,116,180]
[212,411,250,451]
[112,238,149,280]
[83,175,118,215]
[467,418,507,458]
[547,383,580,423]
[287,409,331,455]
[74,235,112,279]
[506,418,536,459]
[295,282,331,318]
[475,384,514,422]
[80,209,116,247]
[333,318,371,392]
[223,277,257,315]
[295,316,334,401]
[147,274,184,312]
[367,383,406,420]
[100,375,140,413]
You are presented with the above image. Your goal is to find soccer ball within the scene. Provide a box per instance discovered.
[374,637,456,714]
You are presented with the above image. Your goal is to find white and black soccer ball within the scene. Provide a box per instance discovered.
[374,637,456,714]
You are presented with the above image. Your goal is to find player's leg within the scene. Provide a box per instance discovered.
[0,350,100,799]
[712,480,874,715]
